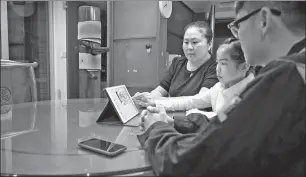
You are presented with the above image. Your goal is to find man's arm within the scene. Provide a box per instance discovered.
[137,59,305,176]
[137,117,222,176]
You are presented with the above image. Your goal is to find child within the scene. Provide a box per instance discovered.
[151,38,255,116]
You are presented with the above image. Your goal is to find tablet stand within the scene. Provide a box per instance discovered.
[96,100,141,127]
[96,86,141,127]
[96,101,120,123]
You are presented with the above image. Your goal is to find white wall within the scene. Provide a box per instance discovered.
[1,1,9,60]
[49,1,68,147]
[49,1,67,101]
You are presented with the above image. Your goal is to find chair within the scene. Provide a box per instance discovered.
[1,60,38,106]
[1,60,38,139]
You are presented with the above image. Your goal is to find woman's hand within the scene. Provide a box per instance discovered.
[132,92,156,108]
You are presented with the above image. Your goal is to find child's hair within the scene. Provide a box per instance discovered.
[217,37,245,64]
[217,37,255,74]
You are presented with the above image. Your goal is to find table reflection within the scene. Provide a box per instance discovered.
[1,102,37,139]
[0,99,150,176]
[51,100,68,153]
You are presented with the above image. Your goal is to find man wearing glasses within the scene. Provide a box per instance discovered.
[138,1,305,176]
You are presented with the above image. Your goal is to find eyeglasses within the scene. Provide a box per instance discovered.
[227,8,281,39]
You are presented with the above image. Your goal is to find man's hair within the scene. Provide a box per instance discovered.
[184,21,213,44]
[235,1,305,34]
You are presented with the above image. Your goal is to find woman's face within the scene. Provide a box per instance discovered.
[216,48,246,85]
[182,27,210,62]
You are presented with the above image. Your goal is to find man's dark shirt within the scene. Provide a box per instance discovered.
[137,40,305,176]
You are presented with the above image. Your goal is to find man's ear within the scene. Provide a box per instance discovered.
[259,7,273,40]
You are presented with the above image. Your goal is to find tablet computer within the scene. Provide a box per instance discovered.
[96,85,140,125]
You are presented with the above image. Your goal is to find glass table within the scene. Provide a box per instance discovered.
[1,98,152,176]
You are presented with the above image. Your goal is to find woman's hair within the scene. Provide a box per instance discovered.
[184,21,213,44]
[217,37,245,64]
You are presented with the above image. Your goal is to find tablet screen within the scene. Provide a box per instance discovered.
[105,85,139,123]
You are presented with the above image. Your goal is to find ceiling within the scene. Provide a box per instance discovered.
[182,1,235,19]
[83,1,235,19]
[86,1,214,13]
[182,1,213,13]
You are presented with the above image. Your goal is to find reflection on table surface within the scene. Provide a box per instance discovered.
[0,98,151,176]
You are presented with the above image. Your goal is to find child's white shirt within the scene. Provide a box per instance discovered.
[155,73,255,115]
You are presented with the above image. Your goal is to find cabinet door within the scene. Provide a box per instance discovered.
[113,39,129,86]
[113,38,159,88]
[113,1,158,40]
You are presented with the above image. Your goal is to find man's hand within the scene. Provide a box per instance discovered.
[132,92,156,108]
[140,106,174,131]
[174,112,209,134]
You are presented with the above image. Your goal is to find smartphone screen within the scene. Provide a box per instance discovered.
[79,138,126,153]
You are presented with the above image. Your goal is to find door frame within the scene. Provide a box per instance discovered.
[0,1,9,60]
[107,1,114,87]
[49,1,67,101]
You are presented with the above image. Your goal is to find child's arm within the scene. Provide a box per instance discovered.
[154,87,213,111]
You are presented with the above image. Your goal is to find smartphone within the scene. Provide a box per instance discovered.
[78,138,127,157]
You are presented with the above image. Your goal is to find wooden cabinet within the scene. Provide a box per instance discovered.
[110,1,167,92]
[167,2,193,55]
[113,1,158,40]
[113,38,158,87]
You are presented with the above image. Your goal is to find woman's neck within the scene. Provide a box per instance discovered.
[187,53,211,71]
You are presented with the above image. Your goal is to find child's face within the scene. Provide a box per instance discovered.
[216,49,246,86]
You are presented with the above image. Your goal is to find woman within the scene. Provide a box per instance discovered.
[133,21,218,107]
[144,38,255,115]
